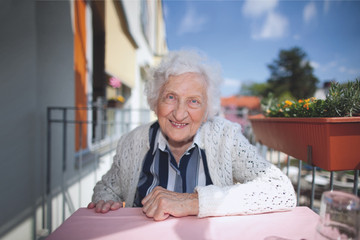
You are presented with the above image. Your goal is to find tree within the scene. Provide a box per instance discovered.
[240,82,269,96]
[267,47,319,99]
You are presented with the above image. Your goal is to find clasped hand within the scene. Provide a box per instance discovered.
[141,186,199,221]
[87,186,199,221]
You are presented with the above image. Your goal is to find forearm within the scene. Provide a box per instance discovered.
[92,180,122,203]
[91,163,124,203]
[196,168,296,217]
[185,192,199,216]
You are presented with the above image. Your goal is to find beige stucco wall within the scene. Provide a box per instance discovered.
[105,0,136,88]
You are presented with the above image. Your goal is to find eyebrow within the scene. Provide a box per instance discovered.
[164,91,204,100]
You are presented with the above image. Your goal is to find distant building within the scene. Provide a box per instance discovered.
[221,96,261,111]
[314,81,332,99]
[221,95,261,134]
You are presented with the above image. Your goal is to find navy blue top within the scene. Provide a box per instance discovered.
[134,122,212,207]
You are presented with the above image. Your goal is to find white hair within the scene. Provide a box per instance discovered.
[144,50,223,119]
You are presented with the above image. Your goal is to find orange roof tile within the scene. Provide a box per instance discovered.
[221,96,261,110]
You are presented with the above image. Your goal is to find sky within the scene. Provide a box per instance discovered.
[162,0,360,97]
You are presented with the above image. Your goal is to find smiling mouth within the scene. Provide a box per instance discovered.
[169,120,188,128]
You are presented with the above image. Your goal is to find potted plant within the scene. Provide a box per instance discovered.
[107,95,125,108]
[248,79,360,171]
[107,77,125,108]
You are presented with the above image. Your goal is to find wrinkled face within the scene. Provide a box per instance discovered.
[156,72,208,149]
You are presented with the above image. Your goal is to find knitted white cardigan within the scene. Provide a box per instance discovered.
[92,117,297,217]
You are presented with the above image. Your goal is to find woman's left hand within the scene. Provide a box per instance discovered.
[141,186,199,221]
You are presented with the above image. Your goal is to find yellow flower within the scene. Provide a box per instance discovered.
[116,95,125,103]
[305,98,310,103]
[285,100,292,106]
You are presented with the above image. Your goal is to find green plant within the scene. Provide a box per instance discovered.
[264,79,360,117]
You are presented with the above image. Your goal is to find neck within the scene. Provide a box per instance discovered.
[168,140,193,164]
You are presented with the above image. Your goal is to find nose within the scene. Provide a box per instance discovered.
[173,100,188,121]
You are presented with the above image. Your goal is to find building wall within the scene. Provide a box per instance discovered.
[0,0,74,239]
[0,0,39,238]
[121,0,168,127]
[0,0,167,239]
[104,0,137,89]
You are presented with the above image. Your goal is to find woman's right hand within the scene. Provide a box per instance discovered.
[87,200,123,213]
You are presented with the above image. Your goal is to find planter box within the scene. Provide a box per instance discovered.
[107,100,123,108]
[248,115,360,171]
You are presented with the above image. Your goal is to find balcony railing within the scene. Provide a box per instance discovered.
[44,105,151,234]
[258,148,359,212]
[43,107,358,236]
[222,108,359,213]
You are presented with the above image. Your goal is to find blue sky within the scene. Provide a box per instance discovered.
[162,0,360,97]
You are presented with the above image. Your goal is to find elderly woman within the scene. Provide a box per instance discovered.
[88,50,296,220]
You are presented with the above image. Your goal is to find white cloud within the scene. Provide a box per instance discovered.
[339,66,359,75]
[242,0,288,40]
[313,60,359,79]
[254,12,288,39]
[321,61,338,71]
[221,78,242,96]
[303,2,317,24]
[313,61,336,73]
[224,78,242,87]
[242,0,278,18]
[177,7,207,35]
[310,61,320,69]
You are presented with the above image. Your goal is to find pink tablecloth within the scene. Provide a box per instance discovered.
[47,207,319,240]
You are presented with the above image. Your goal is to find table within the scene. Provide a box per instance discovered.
[47,207,319,240]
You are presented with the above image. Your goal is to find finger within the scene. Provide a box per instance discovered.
[153,210,170,221]
[143,187,176,215]
[143,193,167,218]
[142,191,162,214]
[143,201,156,218]
[95,200,105,213]
[142,186,165,206]
[142,192,162,216]
[110,201,121,210]
[101,200,114,213]
[148,197,170,221]
[142,197,154,214]
[141,189,155,206]
[153,197,170,221]
[87,202,96,209]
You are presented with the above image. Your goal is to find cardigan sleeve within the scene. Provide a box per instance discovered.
[195,118,297,217]
[91,135,127,203]
[91,123,151,205]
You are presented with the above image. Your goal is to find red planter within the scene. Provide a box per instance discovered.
[248,115,360,171]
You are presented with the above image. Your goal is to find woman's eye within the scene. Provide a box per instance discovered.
[167,95,175,101]
[189,99,201,107]
[164,94,176,103]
